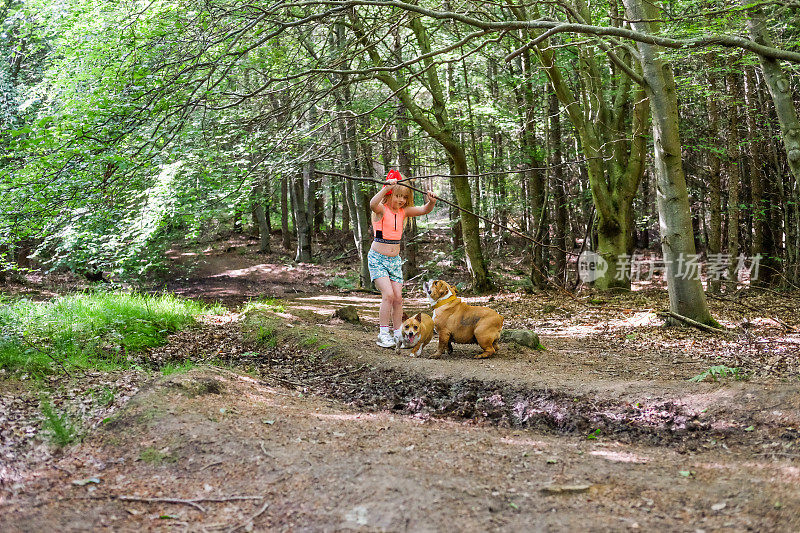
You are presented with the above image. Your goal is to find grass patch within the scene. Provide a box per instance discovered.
[242,297,286,314]
[161,360,197,376]
[39,396,80,447]
[255,324,277,348]
[689,365,747,383]
[324,274,358,291]
[241,307,284,347]
[139,446,177,465]
[90,386,117,407]
[300,334,319,348]
[0,291,223,377]
[242,307,337,357]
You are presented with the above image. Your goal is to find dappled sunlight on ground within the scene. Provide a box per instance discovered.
[590,449,649,464]
[498,436,548,448]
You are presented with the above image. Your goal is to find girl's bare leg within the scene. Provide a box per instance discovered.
[373,276,396,328]
[390,280,403,330]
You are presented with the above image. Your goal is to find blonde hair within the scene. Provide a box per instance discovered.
[382,179,415,208]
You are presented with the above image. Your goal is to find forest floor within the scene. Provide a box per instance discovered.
[2,231,800,532]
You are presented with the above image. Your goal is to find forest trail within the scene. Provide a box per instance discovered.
[3,241,800,531]
[3,366,799,532]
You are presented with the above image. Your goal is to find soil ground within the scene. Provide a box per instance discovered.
[2,233,800,532]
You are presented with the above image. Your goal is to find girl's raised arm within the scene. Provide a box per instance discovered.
[405,189,437,217]
[369,177,398,214]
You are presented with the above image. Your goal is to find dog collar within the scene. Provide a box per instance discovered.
[432,295,460,309]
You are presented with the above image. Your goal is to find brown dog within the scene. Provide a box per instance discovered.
[395,312,435,357]
[423,280,503,359]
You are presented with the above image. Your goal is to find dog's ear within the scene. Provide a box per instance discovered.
[413,313,421,321]
[449,283,457,296]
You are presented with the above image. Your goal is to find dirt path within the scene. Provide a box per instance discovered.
[1,367,798,532]
[2,243,800,531]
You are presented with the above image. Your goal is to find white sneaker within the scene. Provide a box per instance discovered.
[376,332,396,348]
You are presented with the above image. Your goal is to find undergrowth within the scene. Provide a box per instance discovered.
[0,291,224,377]
[162,360,197,376]
[39,395,80,447]
[689,365,747,383]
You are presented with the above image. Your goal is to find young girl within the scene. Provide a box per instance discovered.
[369,170,436,347]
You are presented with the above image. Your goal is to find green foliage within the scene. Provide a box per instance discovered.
[0,291,222,376]
[240,304,283,348]
[255,325,277,348]
[139,446,177,465]
[242,297,286,314]
[161,360,197,376]
[586,428,602,440]
[39,395,80,447]
[1,0,276,277]
[90,386,116,407]
[324,275,358,291]
[689,365,747,383]
[300,334,319,348]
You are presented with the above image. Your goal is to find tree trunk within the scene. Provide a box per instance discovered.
[519,48,547,288]
[395,25,418,281]
[725,71,742,290]
[304,110,318,247]
[744,67,765,267]
[290,170,312,263]
[397,110,418,281]
[743,2,800,284]
[706,55,722,293]
[344,175,371,288]
[252,182,271,254]
[450,152,490,291]
[449,174,463,252]
[280,176,291,250]
[753,70,780,286]
[549,91,568,285]
[340,176,350,234]
[622,0,717,325]
[339,101,370,287]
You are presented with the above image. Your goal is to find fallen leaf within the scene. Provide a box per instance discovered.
[71,477,100,486]
[711,502,726,511]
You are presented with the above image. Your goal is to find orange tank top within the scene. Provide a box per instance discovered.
[374,207,405,243]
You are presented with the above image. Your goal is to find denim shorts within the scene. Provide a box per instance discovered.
[368,249,404,283]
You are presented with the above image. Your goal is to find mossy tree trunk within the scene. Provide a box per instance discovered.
[622,0,717,325]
